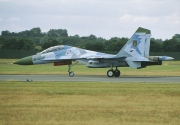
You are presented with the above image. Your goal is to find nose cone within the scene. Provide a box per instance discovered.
[14,56,33,65]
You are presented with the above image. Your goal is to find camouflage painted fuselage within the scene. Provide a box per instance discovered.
[14,27,174,77]
[31,45,127,68]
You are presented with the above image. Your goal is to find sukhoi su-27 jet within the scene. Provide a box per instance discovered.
[14,27,174,77]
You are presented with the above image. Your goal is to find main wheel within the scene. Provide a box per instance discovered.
[107,70,114,77]
[114,70,120,77]
[69,71,74,77]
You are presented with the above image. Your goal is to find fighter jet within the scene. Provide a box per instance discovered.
[14,27,174,77]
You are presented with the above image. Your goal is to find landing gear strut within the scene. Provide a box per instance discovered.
[107,67,121,77]
[68,64,74,77]
[68,61,78,77]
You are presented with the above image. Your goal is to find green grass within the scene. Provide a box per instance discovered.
[1,59,179,125]
[0,81,180,125]
[0,59,180,76]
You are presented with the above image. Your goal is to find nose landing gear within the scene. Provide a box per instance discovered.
[68,61,78,77]
[68,63,74,77]
[107,67,121,77]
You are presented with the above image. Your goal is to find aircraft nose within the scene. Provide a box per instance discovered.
[13,56,33,65]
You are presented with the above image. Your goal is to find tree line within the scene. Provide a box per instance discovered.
[0,27,180,53]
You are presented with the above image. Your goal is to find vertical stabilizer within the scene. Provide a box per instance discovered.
[117,27,151,57]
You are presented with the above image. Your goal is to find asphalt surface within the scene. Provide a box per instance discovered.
[0,75,179,83]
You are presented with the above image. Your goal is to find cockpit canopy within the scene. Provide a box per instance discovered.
[40,45,64,54]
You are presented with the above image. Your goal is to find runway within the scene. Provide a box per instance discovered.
[0,75,179,83]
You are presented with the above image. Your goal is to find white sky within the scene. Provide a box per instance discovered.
[0,0,180,40]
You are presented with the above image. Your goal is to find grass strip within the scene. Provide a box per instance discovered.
[0,81,179,125]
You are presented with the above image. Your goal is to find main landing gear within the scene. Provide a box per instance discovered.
[107,67,121,77]
[68,62,120,77]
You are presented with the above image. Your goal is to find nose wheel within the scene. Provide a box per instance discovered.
[69,71,74,77]
[107,67,120,77]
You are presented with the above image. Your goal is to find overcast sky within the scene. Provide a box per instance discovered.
[0,0,180,40]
